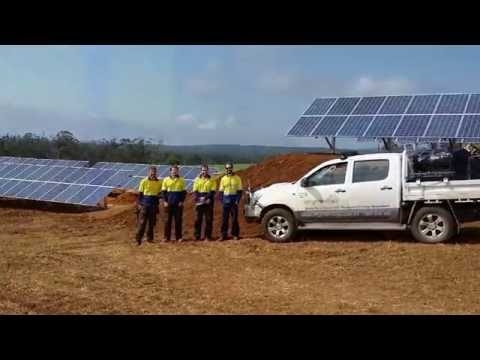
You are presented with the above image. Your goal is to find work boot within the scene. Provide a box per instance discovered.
[178,238,184,243]
[163,238,170,243]
[233,236,240,240]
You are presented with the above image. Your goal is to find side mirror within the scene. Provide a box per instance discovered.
[300,178,309,187]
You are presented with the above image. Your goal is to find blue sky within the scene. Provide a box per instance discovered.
[1,45,479,149]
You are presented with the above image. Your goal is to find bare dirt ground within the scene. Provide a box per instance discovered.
[2,153,480,314]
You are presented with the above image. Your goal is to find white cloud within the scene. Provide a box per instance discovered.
[349,76,416,96]
[175,113,217,130]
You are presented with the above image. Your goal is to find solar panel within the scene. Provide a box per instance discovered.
[364,116,402,137]
[466,94,480,113]
[378,96,412,114]
[436,94,469,114]
[289,93,480,142]
[287,116,322,136]
[352,97,386,115]
[394,115,431,137]
[80,187,113,206]
[52,184,84,203]
[425,115,463,137]
[326,97,360,115]
[311,116,348,136]
[337,116,375,137]
[406,95,440,114]
[303,98,337,115]
[457,114,480,138]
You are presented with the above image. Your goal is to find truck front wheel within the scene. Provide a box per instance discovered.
[410,207,455,244]
[261,208,297,243]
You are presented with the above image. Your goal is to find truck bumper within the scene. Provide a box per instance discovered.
[244,203,262,223]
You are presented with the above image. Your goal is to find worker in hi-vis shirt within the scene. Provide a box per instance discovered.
[162,165,186,242]
[218,162,243,241]
[192,164,216,241]
[136,166,163,245]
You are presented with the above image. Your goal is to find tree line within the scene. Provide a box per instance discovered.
[0,131,260,165]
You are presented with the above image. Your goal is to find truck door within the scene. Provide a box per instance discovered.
[295,162,349,222]
[345,158,400,222]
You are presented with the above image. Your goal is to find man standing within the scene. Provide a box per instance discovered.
[193,164,216,241]
[218,163,243,241]
[162,165,187,242]
[136,166,163,246]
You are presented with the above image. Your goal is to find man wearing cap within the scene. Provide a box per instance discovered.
[162,165,187,242]
[193,164,216,241]
[135,166,163,245]
[218,163,243,241]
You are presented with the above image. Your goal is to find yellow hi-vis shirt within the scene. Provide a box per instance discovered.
[138,177,163,196]
[193,176,217,193]
[219,174,242,195]
[161,176,186,192]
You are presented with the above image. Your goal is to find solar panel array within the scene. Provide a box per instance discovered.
[0,157,222,207]
[0,156,89,167]
[288,93,480,141]
[0,162,136,207]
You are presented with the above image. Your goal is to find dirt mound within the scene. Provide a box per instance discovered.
[109,191,138,205]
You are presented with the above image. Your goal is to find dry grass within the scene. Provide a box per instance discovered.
[2,203,480,314]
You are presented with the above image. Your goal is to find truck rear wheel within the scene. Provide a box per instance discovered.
[410,207,454,244]
[262,208,297,243]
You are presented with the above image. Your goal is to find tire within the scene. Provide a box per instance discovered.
[261,208,297,243]
[410,206,455,244]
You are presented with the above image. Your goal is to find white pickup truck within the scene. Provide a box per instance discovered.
[244,151,480,243]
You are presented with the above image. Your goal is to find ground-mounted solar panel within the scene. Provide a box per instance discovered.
[326,97,360,116]
[406,95,440,114]
[466,94,480,113]
[2,180,24,197]
[352,97,386,115]
[52,184,85,203]
[287,116,323,136]
[102,170,135,188]
[62,168,90,183]
[378,96,412,114]
[457,114,480,138]
[311,116,348,136]
[337,116,374,137]
[303,98,337,115]
[394,115,431,137]
[15,181,45,199]
[436,94,469,114]
[364,116,402,137]
[77,187,113,206]
[38,183,71,201]
[424,115,463,137]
